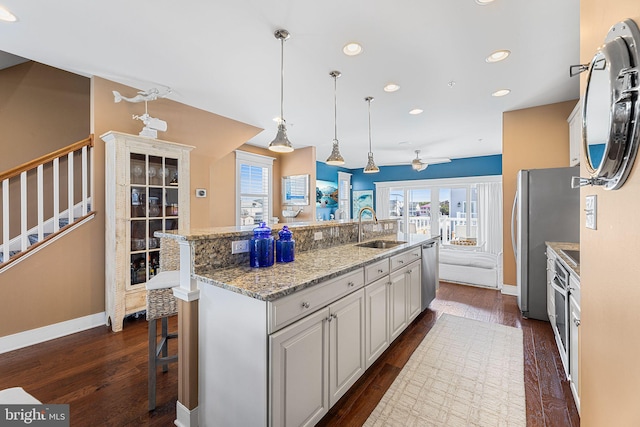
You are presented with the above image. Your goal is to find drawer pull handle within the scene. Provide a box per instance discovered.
[407,269,412,274]
[347,281,355,287]
[414,253,420,257]
[398,260,404,264]
[574,318,581,327]
[378,269,384,273]
[386,281,392,286]
[301,302,310,309]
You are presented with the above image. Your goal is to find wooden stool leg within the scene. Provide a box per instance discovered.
[148,318,157,411]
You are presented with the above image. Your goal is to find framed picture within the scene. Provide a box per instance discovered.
[352,190,373,219]
[316,180,338,208]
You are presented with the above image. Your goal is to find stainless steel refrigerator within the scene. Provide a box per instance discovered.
[511,166,579,320]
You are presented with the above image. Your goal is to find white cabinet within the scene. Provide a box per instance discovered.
[328,289,366,406]
[569,275,581,414]
[389,260,422,342]
[270,307,330,427]
[389,267,408,342]
[270,288,366,425]
[364,276,390,368]
[102,131,192,332]
[546,249,557,329]
[407,262,422,322]
[568,100,582,167]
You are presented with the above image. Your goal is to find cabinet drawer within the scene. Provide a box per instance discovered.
[365,258,389,284]
[390,247,421,271]
[268,268,365,333]
[125,288,146,313]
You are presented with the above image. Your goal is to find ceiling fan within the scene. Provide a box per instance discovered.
[411,150,451,171]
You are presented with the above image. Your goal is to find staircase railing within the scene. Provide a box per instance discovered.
[0,135,95,270]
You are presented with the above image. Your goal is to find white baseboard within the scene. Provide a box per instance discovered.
[501,284,518,296]
[175,401,199,427]
[0,312,106,354]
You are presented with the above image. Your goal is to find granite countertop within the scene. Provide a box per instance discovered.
[155,219,397,241]
[546,241,580,278]
[195,234,438,302]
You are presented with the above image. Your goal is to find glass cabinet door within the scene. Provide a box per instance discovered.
[128,152,180,287]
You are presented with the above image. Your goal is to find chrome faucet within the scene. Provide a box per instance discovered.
[358,206,378,243]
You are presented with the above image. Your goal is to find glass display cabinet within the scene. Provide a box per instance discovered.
[102,131,193,332]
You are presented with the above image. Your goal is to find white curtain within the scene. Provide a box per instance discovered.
[375,185,390,220]
[477,182,503,256]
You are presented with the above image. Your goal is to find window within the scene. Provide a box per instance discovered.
[236,151,275,226]
[376,175,500,251]
[337,172,351,220]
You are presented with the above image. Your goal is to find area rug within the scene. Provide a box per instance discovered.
[365,314,526,427]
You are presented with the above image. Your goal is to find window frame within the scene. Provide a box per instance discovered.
[375,175,500,246]
[235,150,275,226]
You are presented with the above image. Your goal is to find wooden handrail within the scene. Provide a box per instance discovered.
[0,135,94,182]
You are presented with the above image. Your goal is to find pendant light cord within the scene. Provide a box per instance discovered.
[280,37,284,123]
[368,98,372,154]
[334,75,338,140]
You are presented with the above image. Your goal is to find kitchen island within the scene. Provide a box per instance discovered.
[157,221,438,427]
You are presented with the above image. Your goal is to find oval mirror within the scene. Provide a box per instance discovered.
[581,19,640,190]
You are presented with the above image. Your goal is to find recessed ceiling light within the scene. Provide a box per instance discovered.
[343,42,363,56]
[486,49,511,63]
[409,108,424,115]
[0,6,17,22]
[384,83,400,92]
[492,89,511,97]
[475,0,495,5]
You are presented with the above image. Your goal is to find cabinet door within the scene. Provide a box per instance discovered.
[568,101,582,167]
[569,293,581,414]
[546,250,556,329]
[365,276,390,368]
[270,307,330,427]
[389,268,408,342]
[406,261,422,322]
[328,289,366,407]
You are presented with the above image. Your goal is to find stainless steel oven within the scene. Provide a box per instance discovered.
[551,259,569,377]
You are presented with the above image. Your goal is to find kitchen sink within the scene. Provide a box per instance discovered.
[356,240,406,249]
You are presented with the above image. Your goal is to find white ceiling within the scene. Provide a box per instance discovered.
[0,0,580,169]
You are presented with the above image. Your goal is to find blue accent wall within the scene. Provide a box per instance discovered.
[316,161,351,182]
[316,154,502,218]
[350,154,502,190]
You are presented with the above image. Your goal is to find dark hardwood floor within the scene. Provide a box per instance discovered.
[0,282,579,426]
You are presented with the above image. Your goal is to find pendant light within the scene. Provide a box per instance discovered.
[269,29,294,153]
[363,96,379,173]
[326,70,345,165]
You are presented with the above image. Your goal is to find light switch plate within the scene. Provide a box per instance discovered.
[585,195,597,230]
[314,231,323,240]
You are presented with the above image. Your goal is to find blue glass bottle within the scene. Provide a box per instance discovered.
[250,222,274,267]
[276,225,295,263]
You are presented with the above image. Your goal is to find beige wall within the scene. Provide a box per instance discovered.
[580,3,640,425]
[0,62,90,171]
[501,100,577,286]
[0,62,90,239]
[210,143,282,226]
[0,75,262,337]
[280,146,317,223]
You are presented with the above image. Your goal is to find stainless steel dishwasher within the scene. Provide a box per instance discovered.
[421,239,439,311]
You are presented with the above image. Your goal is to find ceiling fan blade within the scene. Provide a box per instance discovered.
[419,158,451,165]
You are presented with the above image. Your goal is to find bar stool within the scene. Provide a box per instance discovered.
[146,270,180,411]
